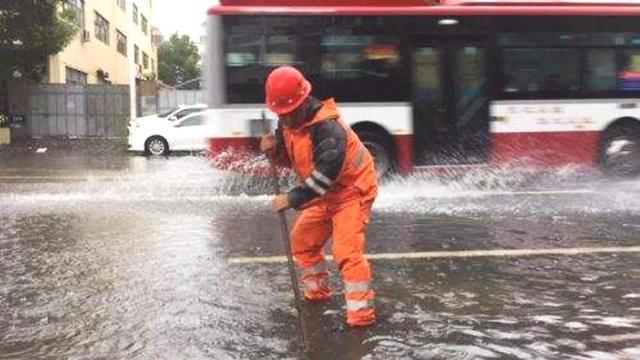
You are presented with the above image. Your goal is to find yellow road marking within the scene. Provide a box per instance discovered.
[228,246,640,264]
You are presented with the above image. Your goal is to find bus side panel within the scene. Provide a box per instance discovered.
[488,100,640,169]
[490,131,599,168]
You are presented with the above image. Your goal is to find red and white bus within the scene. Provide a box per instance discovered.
[205,0,640,176]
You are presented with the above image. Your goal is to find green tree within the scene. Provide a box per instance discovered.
[0,0,77,81]
[158,33,201,89]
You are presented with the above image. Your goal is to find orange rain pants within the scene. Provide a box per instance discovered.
[290,187,376,327]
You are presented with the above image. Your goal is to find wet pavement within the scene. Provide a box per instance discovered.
[1,152,640,359]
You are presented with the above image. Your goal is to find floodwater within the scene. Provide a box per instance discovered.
[1,153,640,359]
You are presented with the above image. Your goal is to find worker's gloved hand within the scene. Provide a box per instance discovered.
[271,194,291,212]
[260,135,276,153]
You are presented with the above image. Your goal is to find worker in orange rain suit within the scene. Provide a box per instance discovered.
[260,66,378,327]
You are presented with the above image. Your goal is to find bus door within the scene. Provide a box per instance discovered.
[412,36,490,165]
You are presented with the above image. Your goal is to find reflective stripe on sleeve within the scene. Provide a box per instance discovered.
[305,176,327,196]
[346,299,374,312]
[311,170,332,187]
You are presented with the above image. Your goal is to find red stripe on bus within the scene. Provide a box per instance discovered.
[206,132,601,174]
[490,131,600,168]
[207,137,258,154]
[393,134,413,176]
[207,137,271,175]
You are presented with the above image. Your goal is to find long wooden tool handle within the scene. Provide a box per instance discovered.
[260,111,311,353]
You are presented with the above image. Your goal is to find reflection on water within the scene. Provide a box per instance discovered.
[366,253,640,360]
[1,156,640,359]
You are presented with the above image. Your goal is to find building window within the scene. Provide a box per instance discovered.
[141,15,148,35]
[143,52,149,69]
[94,12,109,44]
[151,58,155,72]
[64,0,85,28]
[134,45,140,65]
[116,30,127,56]
[133,4,138,25]
[66,67,87,85]
[116,0,125,10]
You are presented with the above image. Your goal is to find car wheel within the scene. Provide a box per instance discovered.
[145,136,169,156]
[357,130,394,178]
[601,125,640,176]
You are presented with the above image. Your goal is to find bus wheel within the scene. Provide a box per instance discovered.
[358,130,394,178]
[601,124,640,176]
[145,136,169,156]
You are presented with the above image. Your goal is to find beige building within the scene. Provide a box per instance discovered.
[48,0,160,85]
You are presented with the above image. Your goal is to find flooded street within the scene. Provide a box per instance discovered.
[1,153,640,359]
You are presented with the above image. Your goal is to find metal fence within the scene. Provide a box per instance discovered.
[28,84,129,137]
[23,85,206,137]
[157,89,206,114]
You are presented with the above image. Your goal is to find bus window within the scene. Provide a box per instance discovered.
[320,35,405,102]
[501,48,579,94]
[412,46,444,164]
[454,46,487,156]
[264,35,296,65]
[224,16,303,103]
[454,46,486,123]
[619,49,640,91]
[585,49,617,91]
[224,17,265,103]
[498,33,585,47]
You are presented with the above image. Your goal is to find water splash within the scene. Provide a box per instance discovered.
[1,156,639,217]
[375,166,640,216]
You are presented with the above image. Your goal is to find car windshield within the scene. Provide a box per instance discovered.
[158,108,178,118]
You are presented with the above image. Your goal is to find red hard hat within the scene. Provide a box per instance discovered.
[265,66,312,115]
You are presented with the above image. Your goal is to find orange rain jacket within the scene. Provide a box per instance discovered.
[272,98,377,208]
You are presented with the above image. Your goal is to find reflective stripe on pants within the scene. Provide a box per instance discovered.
[298,260,331,301]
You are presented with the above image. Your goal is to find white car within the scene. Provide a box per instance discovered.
[128,108,211,156]
[135,104,206,125]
